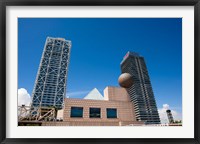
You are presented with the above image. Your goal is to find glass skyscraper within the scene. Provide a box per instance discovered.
[120,51,160,124]
[31,37,71,110]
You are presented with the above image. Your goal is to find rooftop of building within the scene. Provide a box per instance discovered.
[47,36,72,42]
[83,88,104,100]
[120,51,142,65]
[65,86,130,103]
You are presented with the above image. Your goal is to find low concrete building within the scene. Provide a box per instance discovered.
[42,86,144,126]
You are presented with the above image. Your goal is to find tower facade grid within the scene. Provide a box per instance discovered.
[120,51,160,124]
[31,37,71,110]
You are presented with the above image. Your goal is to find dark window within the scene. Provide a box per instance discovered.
[70,107,83,118]
[107,108,117,118]
[89,108,101,118]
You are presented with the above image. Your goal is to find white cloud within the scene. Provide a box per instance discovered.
[18,88,31,106]
[163,104,169,109]
[158,104,182,124]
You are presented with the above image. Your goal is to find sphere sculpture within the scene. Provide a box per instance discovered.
[118,73,134,88]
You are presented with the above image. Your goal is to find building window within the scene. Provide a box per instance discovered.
[89,108,101,118]
[107,108,117,118]
[70,107,83,118]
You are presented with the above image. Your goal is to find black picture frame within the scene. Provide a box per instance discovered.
[0,0,199,144]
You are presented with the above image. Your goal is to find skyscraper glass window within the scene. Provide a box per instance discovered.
[120,51,160,124]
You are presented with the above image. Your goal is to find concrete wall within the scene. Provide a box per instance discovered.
[63,98,136,123]
[104,86,130,102]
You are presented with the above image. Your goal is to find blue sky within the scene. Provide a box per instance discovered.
[18,18,182,120]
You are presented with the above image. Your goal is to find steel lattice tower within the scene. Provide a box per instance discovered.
[31,37,72,110]
[120,51,160,124]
